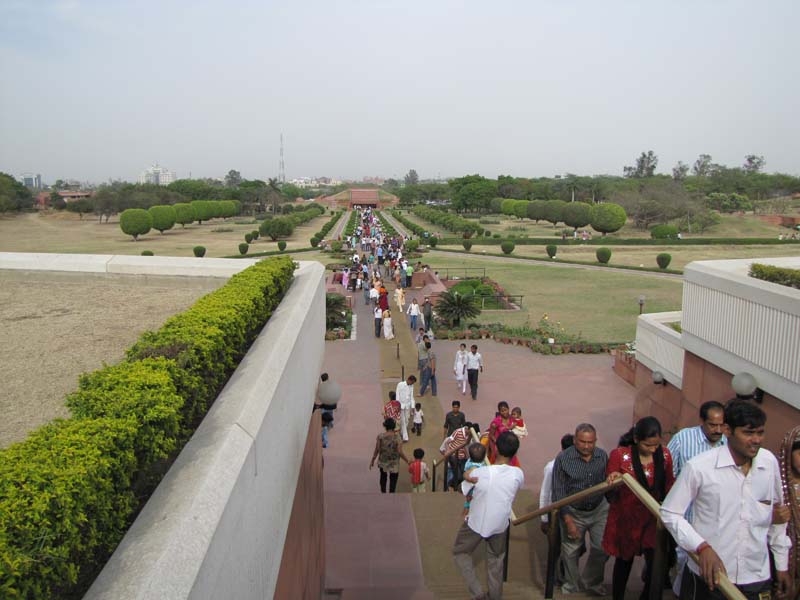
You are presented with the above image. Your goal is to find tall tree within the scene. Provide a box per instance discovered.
[225,169,242,188]
[624,151,658,178]
[267,177,284,214]
[672,161,689,181]
[743,155,766,174]
[404,169,419,186]
[692,154,713,177]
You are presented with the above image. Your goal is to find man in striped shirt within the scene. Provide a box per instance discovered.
[551,423,610,596]
[667,400,726,595]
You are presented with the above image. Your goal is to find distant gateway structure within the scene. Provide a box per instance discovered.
[323,188,399,211]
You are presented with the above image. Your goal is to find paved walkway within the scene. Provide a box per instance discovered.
[321,269,643,597]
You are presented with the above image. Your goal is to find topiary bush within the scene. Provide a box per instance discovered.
[239,243,249,255]
[330,240,343,253]
[463,240,473,251]
[656,253,672,269]
[596,247,612,264]
[405,240,420,252]
[650,224,679,239]
[141,250,154,256]
[590,203,627,236]
[427,236,438,247]
[148,205,177,234]
[310,236,320,247]
[251,230,259,240]
[119,208,153,241]
[259,216,294,241]
[500,241,515,254]
[546,244,557,258]
[277,241,287,251]
[484,230,491,237]
[193,246,206,258]
[245,233,253,244]
[173,203,195,228]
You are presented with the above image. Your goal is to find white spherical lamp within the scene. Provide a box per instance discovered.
[318,379,342,407]
[731,372,757,398]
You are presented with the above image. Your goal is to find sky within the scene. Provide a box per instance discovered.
[1,0,799,184]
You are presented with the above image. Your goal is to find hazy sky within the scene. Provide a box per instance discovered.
[2,0,799,184]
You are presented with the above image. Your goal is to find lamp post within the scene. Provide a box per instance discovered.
[731,372,763,402]
[638,295,646,315]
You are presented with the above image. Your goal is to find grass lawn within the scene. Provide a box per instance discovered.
[0,211,329,258]
[439,243,800,270]
[397,209,795,240]
[424,253,682,342]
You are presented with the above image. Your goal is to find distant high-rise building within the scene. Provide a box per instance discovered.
[138,164,176,186]
[20,173,43,190]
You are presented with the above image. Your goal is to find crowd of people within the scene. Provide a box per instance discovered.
[324,208,799,600]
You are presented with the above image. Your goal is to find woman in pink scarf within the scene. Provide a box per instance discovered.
[488,401,521,467]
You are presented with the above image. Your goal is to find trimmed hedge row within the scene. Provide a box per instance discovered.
[432,247,684,275]
[0,257,296,598]
[311,210,342,246]
[343,209,359,237]
[412,205,483,237]
[749,263,800,289]
[434,236,800,247]
[391,210,426,237]
[374,211,397,237]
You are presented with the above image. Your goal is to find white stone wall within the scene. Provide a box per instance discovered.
[635,311,684,388]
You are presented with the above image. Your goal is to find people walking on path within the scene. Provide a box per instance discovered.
[441,422,475,492]
[373,305,382,338]
[409,448,430,493]
[382,308,394,340]
[370,417,409,493]
[488,401,521,467]
[465,344,483,400]
[443,401,467,440]
[453,343,468,395]
[661,401,791,600]
[540,434,574,534]
[407,298,421,330]
[778,426,800,596]
[422,297,434,333]
[604,417,674,600]
[666,400,726,596]
[382,391,401,424]
[551,423,610,596]
[411,402,424,436]
[418,340,437,397]
[452,431,524,600]
[394,286,405,312]
[396,375,417,442]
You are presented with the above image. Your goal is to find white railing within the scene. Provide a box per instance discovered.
[682,258,800,406]
[635,311,684,388]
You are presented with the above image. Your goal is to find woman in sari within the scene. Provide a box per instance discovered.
[779,426,800,599]
[487,401,520,466]
[382,309,394,339]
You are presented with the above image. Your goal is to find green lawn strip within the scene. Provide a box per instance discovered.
[427,253,682,342]
[225,247,317,259]
[434,236,800,247]
[431,247,683,275]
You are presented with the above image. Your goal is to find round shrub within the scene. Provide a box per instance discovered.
[193,246,206,258]
[656,253,672,269]
[546,244,557,258]
[251,230,259,240]
[650,224,679,239]
[405,240,420,252]
[463,240,473,251]
[484,230,491,237]
[474,284,495,296]
[278,241,287,251]
[310,236,320,247]
[596,247,612,264]
[590,203,627,236]
[245,233,253,244]
[428,236,438,247]
[330,240,343,253]
[174,202,195,228]
[492,233,501,239]
[119,208,153,241]
[148,205,177,234]
[500,241,515,255]
[239,243,249,255]
[141,250,154,256]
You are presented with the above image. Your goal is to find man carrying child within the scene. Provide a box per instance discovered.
[453,431,524,600]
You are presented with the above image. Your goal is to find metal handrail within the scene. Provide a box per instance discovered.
[512,471,746,600]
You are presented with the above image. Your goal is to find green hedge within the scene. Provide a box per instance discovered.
[0,257,296,598]
[749,263,800,289]
[343,209,359,236]
[390,210,426,237]
[375,211,397,237]
[433,236,800,247]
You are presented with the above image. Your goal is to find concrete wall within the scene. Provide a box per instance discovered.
[83,260,327,600]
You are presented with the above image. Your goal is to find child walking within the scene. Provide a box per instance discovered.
[411,402,424,436]
[408,448,430,493]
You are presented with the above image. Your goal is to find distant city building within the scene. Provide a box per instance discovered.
[361,176,385,185]
[288,177,342,188]
[138,164,176,186]
[35,190,93,209]
[20,173,43,190]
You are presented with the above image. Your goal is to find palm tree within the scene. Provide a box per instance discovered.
[435,291,481,328]
[326,293,349,330]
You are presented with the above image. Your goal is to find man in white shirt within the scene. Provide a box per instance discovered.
[395,375,417,442]
[660,401,792,600]
[667,400,726,595]
[465,344,484,400]
[453,431,524,600]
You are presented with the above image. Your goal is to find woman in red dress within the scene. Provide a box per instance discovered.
[602,417,674,600]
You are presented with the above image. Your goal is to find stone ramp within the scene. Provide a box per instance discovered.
[325,492,428,593]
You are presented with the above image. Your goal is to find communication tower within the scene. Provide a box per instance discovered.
[279,133,286,183]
